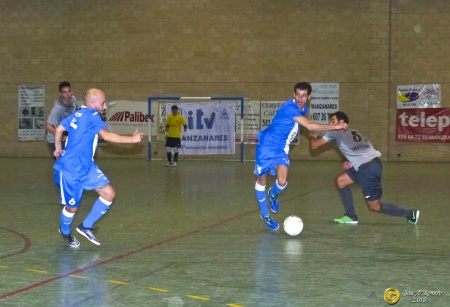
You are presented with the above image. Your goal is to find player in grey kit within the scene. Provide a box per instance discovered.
[46,81,78,157]
[310,111,419,224]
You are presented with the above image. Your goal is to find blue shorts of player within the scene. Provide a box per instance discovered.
[346,157,382,201]
[54,162,110,208]
[165,137,181,148]
[254,144,290,176]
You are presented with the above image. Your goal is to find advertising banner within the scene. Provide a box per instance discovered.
[236,100,260,144]
[397,84,441,109]
[310,83,339,123]
[165,103,236,154]
[18,85,45,140]
[107,100,154,135]
[396,108,450,143]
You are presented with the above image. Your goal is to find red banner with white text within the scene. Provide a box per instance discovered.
[396,108,450,143]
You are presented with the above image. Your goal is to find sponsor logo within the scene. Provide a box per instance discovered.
[398,91,420,102]
[187,109,215,129]
[398,111,450,132]
[220,109,229,120]
[108,111,149,122]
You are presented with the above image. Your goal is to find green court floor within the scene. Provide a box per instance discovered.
[1,158,449,306]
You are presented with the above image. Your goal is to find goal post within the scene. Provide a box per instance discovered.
[147,96,245,162]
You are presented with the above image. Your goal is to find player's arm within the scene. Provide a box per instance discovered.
[165,114,171,131]
[294,116,348,132]
[46,107,59,135]
[309,134,328,149]
[48,122,68,140]
[46,122,56,135]
[99,129,143,144]
[54,125,66,159]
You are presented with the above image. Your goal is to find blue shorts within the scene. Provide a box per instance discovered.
[254,144,290,177]
[54,162,110,208]
[347,157,382,201]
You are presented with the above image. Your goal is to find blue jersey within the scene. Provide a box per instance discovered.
[254,99,308,176]
[54,106,107,176]
[258,99,308,153]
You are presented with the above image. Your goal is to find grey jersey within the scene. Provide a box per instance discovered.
[322,129,381,171]
[46,97,77,143]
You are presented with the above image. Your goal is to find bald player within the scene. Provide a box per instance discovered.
[53,88,144,247]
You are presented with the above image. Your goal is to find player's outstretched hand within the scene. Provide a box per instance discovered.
[132,129,144,143]
[339,123,349,130]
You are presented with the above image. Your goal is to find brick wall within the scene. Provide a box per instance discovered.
[0,0,449,161]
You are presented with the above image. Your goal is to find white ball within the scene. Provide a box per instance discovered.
[283,215,303,236]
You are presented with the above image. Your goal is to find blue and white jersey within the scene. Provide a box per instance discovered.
[322,129,381,171]
[54,106,107,176]
[258,99,308,154]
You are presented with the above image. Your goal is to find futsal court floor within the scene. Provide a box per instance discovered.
[1,157,449,307]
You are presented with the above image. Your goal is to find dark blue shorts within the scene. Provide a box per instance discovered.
[347,157,382,201]
[165,137,181,148]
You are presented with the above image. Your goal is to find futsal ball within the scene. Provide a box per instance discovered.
[283,215,303,236]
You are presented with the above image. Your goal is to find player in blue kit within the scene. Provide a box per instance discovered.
[53,88,144,247]
[310,111,419,224]
[255,82,349,230]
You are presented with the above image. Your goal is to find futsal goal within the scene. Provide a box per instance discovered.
[147,96,246,162]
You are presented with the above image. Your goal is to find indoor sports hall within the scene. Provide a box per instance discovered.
[1,0,450,306]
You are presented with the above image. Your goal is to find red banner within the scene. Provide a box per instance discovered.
[396,108,450,143]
